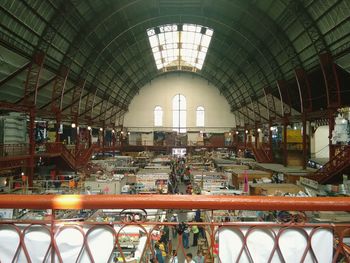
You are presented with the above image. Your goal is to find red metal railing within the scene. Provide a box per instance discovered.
[45,142,76,168]
[0,195,349,262]
[0,143,29,157]
[307,145,350,183]
[0,195,350,263]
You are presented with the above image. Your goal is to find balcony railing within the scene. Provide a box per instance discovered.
[0,143,29,157]
[0,195,349,262]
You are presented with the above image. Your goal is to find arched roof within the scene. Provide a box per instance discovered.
[0,0,349,126]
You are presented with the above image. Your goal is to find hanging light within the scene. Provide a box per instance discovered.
[71,123,76,128]
[228,132,232,136]
[87,126,92,130]
[270,126,274,131]
[112,129,115,133]
[99,128,103,131]
[257,128,262,133]
[235,131,239,134]
[245,130,248,134]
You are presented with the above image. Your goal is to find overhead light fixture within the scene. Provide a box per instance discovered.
[71,123,76,128]
[128,132,130,135]
[270,127,274,131]
[99,128,103,131]
[245,130,248,134]
[257,128,262,133]
[87,126,91,130]
[228,132,232,136]
[112,129,115,133]
[235,131,239,134]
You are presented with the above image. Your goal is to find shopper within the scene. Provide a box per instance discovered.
[168,250,178,263]
[158,241,167,261]
[154,243,164,263]
[184,253,195,263]
[182,225,190,249]
[191,224,199,247]
[194,251,205,263]
[170,214,178,238]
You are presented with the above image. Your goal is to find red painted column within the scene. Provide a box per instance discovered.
[55,113,61,143]
[302,113,307,169]
[268,120,273,161]
[27,108,35,187]
[329,110,335,159]
[255,123,259,149]
[283,119,288,167]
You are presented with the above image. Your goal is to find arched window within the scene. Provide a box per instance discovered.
[172,94,186,133]
[196,106,205,127]
[154,106,163,126]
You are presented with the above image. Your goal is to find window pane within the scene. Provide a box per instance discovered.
[147,23,213,71]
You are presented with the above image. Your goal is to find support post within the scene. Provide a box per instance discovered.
[283,119,288,167]
[302,113,307,169]
[328,110,335,159]
[27,108,35,187]
[55,113,61,143]
[255,123,259,149]
[268,120,273,161]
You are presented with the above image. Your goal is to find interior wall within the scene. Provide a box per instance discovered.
[310,125,329,159]
[123,73,236,132]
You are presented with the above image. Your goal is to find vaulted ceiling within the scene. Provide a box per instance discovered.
[0,0,349,126]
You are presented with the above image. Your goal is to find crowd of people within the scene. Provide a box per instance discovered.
[151,156,207,263]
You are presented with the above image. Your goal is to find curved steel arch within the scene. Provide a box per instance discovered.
[47,5,292,107]
[72,13,279,111]
[32,1,307,124]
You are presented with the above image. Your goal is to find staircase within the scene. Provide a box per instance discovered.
[45,143,76,169]
[306,145,350,184]
[250,143,273,163]
[45,143,98,170]
[76,145,98,168]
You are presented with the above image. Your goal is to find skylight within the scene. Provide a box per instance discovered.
[147,24,213,71]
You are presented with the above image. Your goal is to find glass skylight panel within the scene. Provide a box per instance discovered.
[147,23,213,71]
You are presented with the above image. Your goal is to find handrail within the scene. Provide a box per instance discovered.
[307,145,350,183]
[0,195,349,211]
[0,143,29,156]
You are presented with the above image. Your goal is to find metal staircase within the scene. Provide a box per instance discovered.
[306,145,350,184]
[250,143,273,163]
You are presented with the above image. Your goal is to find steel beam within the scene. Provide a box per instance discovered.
[51,67,69,114]
[276,80,292,117]
[295,68,312,113]
[0,62,31,88]
[23,52,45,106]
[319,53,341,109]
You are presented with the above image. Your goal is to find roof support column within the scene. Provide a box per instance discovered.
[268,119,274,162]
[320,53,340,159]
[23,52,45,106]
[302,112,307,170]
[295,68,312,169]
[26,108,35,187]
[282,117,288,167]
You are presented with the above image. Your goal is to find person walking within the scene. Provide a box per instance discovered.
[191,224,199,247]
[184,253,195,263]
[170,214,178,239]
[154,243,164,263]
[168,250,178,263]
[182,225,190,249]
[194,251,205,263]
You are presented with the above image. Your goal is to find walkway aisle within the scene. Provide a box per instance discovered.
[168,181,199,263]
